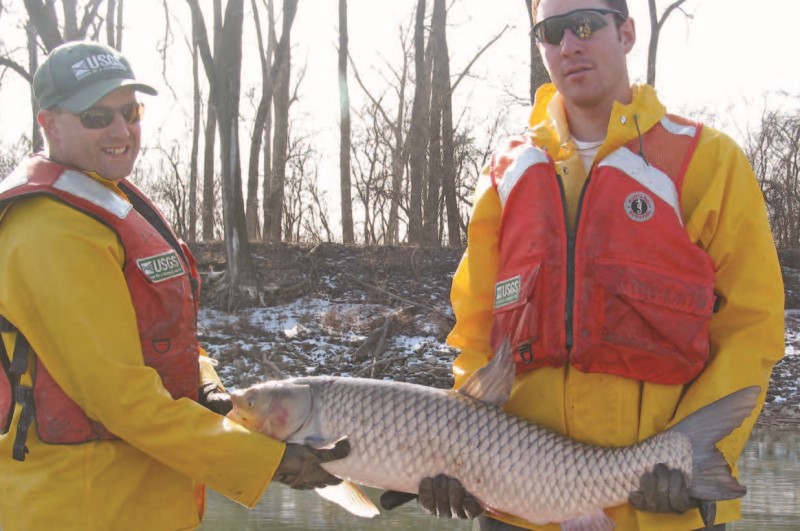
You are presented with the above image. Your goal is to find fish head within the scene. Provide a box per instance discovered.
[227,381,313,441]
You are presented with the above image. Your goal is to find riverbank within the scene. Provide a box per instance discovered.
[193,242,799,431]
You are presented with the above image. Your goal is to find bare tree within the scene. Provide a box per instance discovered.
[245,0,274,241]
[523,0,550,102]
[348,22,413,244]
[106,0,123,50]
[429,0,459,246]
[338,0,354,244]
[406,0,431,244]
[187,35,201,242]
[647,0,691,87]
[187,0,258,305]
[263,0,299,243]
[744,104,800,249]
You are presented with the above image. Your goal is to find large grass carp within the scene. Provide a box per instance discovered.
[227,342,759,530]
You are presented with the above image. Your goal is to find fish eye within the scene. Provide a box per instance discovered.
[247,399,255,408]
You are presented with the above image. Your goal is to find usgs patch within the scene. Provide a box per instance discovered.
[137,250,185,283]
[495,275,521,309]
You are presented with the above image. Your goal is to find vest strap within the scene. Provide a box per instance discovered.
[0,315,15,333]
[9,333,29,377]
[0,317,33,461]
[12,386,33,461]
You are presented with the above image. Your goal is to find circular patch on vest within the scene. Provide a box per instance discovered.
[624,192,655,222]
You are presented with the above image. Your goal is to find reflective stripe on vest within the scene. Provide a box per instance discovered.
[489,116,716,385]
[0,155,200,445]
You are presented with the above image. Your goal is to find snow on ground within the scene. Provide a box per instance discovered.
[198,297,458,390]
[199,301,799,429]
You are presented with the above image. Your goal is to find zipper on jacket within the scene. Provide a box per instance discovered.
[563,172,592,355]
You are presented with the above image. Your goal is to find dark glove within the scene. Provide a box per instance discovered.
[198,382,233,415]
[274,439,350,490]
[629,464,718,527]
[380,474,483,519]
[629,463,698,514]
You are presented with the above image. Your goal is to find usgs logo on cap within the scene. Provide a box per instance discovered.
[71,54,127,80]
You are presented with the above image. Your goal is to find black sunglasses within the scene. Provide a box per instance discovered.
[532,8,627,45]
[72,102,145,129]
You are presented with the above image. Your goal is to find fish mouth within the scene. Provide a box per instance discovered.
[226,405,246,424]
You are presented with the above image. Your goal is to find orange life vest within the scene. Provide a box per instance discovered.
[0,155,200,453]
[488,116,717,385]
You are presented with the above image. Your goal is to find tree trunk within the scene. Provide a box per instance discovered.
[215,0,256,299]
[425,0,444,246]
[27,20,42,153]
[524,0,550,102]
[202,104,217,240]
[433,0,460,247]
[647,0,689,87]
[264,0,297,243]
[338,0,354,244]
[268,44,290,242]
[261,0,277,242]
[24,0,64,50]
[106,0,117,48]
[386,57,408,245]
[245,0,274,241]
[188,37,200,242]
[406,0,431,244]
[187,0,257,304]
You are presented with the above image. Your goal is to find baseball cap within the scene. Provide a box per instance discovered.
[33,41,157,112]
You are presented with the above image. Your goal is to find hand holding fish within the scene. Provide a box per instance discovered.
[629,463,696,514]
[380,474,483,519]
[274,440,351,490]
[227,341,759,529]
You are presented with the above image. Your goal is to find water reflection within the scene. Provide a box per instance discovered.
[201,430,799,530]
[730,430,800,531]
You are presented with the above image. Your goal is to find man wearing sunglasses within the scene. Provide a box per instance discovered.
[388,1,783,530]
[0,41,349,530]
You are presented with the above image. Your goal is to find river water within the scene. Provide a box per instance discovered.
[200,429,799,530]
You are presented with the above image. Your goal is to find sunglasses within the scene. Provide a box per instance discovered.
[532,8,626,45]
[72,102,145,129]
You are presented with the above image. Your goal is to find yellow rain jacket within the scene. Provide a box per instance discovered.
[0,171,284,531]
[448,84,785,530]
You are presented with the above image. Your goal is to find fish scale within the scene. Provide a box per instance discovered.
[290,375,691,524]
[229,345,758,528]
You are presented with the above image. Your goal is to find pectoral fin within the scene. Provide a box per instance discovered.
[315,480,380,518]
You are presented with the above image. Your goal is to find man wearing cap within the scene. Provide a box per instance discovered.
[382,1,784,530]
[0,41,348,530]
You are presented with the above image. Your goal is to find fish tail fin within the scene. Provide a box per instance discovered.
[669,386,761,501]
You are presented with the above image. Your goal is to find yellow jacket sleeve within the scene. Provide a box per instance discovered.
[672,126,785,459]
[447,169,503,388]
[0,195,283,508]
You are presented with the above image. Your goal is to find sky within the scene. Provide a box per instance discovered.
[2,0,800,186]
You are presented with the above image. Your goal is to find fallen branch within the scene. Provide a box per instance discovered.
[349,276,454,323]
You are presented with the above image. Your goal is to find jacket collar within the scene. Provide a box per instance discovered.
[527,83,667,162]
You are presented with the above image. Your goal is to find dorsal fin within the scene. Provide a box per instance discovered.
[456,339,514,407]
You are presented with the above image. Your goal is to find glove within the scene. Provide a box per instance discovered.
[629,463,698,514]
[274,439,351,490]
[380,474,483,519]
[198,382,233,415]
[629,463,718,527]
